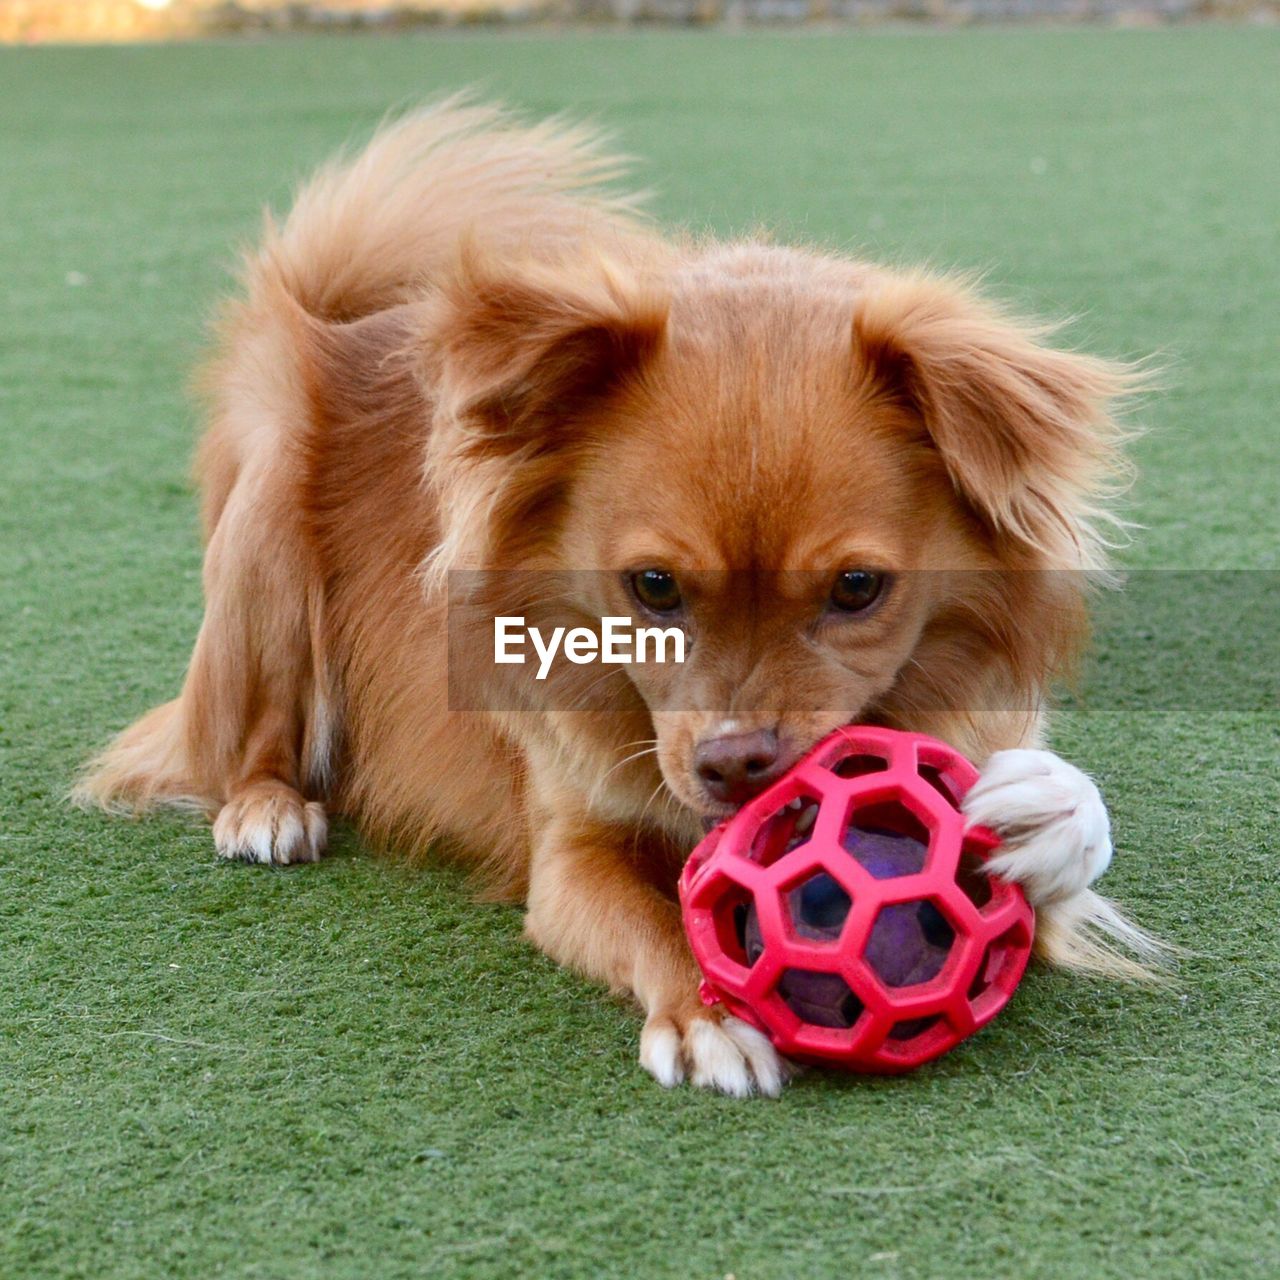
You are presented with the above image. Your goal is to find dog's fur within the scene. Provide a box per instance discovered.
[78,100,1161,1095]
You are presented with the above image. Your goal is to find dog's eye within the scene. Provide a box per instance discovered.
[830,570,886,614]
[630,569,682,614]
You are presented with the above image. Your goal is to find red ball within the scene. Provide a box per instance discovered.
[678,726,1035,1073]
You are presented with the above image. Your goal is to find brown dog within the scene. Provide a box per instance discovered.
[79,99,1159,1095]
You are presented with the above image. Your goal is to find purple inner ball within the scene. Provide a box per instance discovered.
[734,826,955,1025]
[844,825,927,878]
[864,899,953,987]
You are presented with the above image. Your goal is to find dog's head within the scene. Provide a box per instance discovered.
[429,243,1135,821]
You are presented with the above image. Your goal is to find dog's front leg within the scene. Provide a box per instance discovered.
[960,747,1166,975]
[961,749,1114,904]
[523,812,786,1097]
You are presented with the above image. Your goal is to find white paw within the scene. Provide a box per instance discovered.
[640,1007,787,1098]
[962,748,1112,906]
[213,783,327,866]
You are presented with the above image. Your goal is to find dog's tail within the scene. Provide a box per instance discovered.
[243,94,647,323]
[72,697,209,816]
[1035,888,1175,982]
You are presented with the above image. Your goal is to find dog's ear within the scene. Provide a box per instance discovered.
[435,246,668,441]
[853,273,1139,567]
[421,247,667,581]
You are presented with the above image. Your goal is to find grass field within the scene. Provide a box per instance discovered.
[2,28,1278,1280]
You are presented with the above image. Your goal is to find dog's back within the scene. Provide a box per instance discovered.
[75,99,644,844]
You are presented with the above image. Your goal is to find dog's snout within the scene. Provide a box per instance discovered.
[694,729,787,806]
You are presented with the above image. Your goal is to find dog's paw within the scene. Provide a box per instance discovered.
[212,782,327,866]
[962,748,1112,906]
[639,1004,788,1098]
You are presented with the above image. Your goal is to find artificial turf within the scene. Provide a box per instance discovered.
[1,27,1277,1280]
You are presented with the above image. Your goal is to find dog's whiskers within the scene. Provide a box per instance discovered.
[598,743,659,785]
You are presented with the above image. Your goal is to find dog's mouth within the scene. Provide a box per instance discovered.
[699,793,820,836]
[668,773,741,833]
[684,720,851,836]
[697,799,745,834]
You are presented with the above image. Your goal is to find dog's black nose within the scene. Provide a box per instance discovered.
[694,729,787,806]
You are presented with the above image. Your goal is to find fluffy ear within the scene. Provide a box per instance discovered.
[853,273,1141,569]
[434,246,668,439]
[421,248,667,582]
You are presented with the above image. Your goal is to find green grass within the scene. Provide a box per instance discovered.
[2,28,1278,1280]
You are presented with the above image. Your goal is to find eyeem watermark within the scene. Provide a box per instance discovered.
[494,616,686,680]
[449,570,1278,712]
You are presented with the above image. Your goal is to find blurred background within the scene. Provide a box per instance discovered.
[3,0,1275,41]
